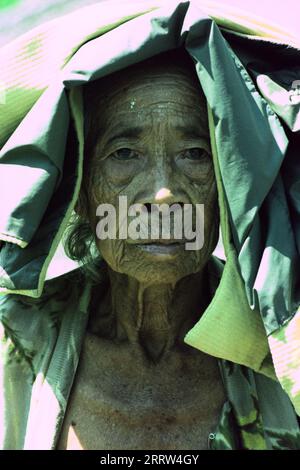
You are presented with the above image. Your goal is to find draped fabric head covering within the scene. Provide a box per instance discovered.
[0,0,299,418]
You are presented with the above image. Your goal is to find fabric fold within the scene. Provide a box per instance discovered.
[0,0,299,449]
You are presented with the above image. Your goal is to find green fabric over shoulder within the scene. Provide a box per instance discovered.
[0,0,300,449]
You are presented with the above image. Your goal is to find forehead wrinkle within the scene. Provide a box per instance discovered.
[98,86,206,114]
[99,68,204,95]
[96,104,209,152]
[100,100,208,133]
[106,80,204,101]
[86,68,208,151]
[92,70,207,118]
[102,103,207,123]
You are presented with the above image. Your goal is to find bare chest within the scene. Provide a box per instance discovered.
[57,334,226,450]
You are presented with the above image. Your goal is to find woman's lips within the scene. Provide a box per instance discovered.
[134,241,185,255]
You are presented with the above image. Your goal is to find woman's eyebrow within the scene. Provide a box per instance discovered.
[105,126,144,146]
[103,123,208,147]
[174,125,208,140]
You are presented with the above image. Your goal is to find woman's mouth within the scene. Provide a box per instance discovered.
[134,240,186,256]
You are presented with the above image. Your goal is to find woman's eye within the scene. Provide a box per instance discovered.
[182,148,208,161]
[111,148,139,160]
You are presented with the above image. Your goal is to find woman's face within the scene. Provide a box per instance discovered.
[85,63,219,284]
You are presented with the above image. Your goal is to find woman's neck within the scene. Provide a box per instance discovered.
[88,264,211,363]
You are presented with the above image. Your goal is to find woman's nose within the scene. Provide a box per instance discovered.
[136,159,189,207]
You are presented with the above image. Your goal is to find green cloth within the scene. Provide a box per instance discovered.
[0,0,300,449]
[0,259,299,450]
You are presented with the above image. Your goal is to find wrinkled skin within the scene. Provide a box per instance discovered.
[88,65,218,285]
[58,57,225,450]
[85,60,219,361]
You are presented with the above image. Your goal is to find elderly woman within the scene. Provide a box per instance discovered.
[56,49,224,449]
[0,1,299,451]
